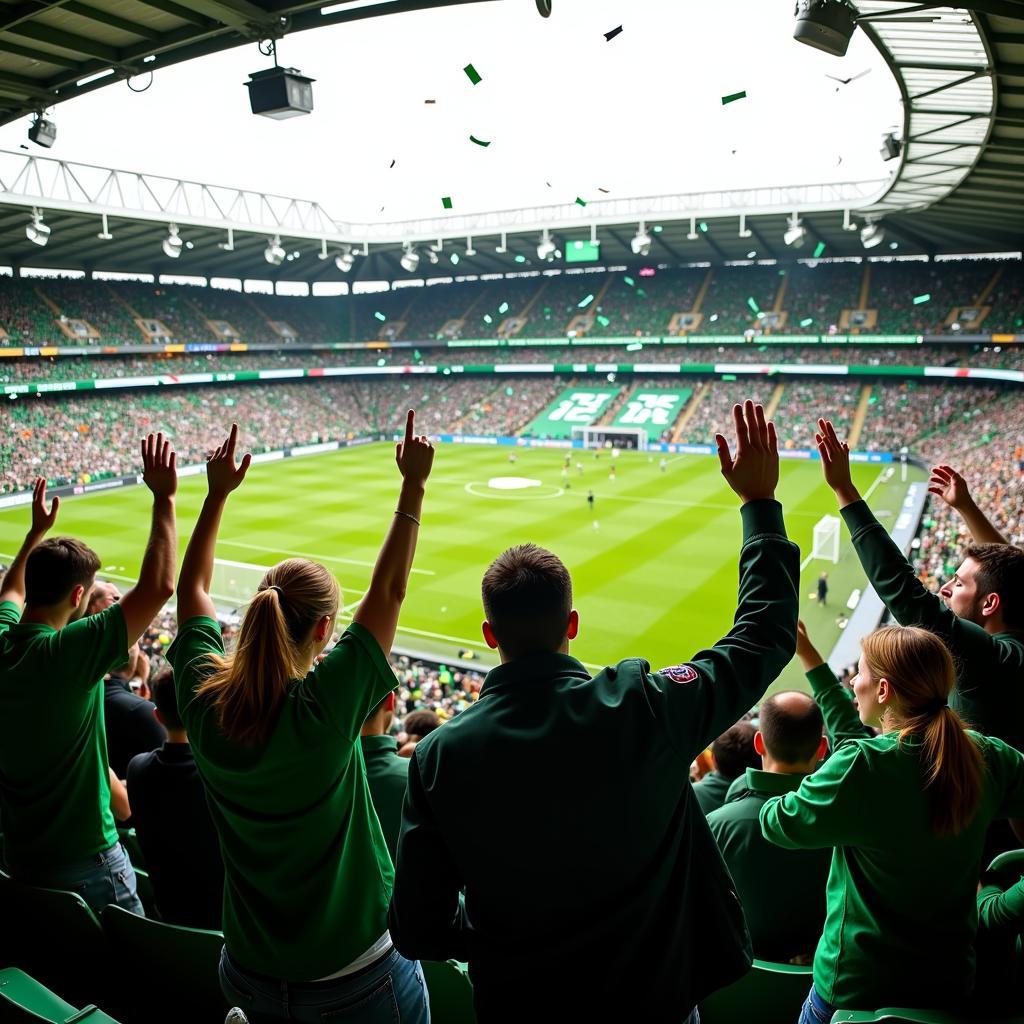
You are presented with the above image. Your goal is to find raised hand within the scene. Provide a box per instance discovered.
[29,476,58,537]
[815,418,859,508]
[928,464,971,511]
[141,432,178,500]
[715,400,778,504]
[206,423,251,497]
[795,619,825,671]
[395,409,435,487]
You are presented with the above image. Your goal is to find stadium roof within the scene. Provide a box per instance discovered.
[0,0,1022,281]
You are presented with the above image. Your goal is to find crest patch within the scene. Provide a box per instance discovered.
[660,664,698,685]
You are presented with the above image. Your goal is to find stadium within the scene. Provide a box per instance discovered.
[0,0,1022,1021]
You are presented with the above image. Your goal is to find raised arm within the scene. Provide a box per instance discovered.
[118,434,178,643]
[928,464,1008,545]
[352,410,434,655]
[0,478,59,610]
[650,402,800,757]
[795,619,871,747]
[177,424,251,623]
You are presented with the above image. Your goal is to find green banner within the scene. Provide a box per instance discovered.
[523,386,621,438]
[612,388,692,430]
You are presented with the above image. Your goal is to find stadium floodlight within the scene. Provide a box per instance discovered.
[218,228,235,252]
[537,229,557,261]
[97,213,113,241]
[245,41,314,120]
[264,236,286,266]
[335,247,355,273]
[860,221,885,249]
[631,222,652,257]
[25,209,50,247]
[495,231,508,254]
[842,209,857,232]
[880,131,902,161]
[28,115,57,148]
[686,216,698,242]
[793,0,857,57]
[738,213,752,239]
[162,224,183,259]
[400,244,420,273]
[465,236,477,257]
[783,214,806,248]
[426,249,439,265]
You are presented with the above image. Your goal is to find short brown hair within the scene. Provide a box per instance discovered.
[965,543,1024,630]
[759,692,824,765]
[25,537,101,607]
[711,721,759,781]
[151,668,183,732]
[481,544,573,659]
[404,710,440,738]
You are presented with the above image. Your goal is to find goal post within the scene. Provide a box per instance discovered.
[210,558,272,611]
[811,515,842,565]
[572,426,649,451]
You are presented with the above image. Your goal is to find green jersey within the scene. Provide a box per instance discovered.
[170,617,398,981]
[0,600,128,870]
[692,769,731,815]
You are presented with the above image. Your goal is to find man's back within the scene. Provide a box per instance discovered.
[360,734,409,863]
[127,741,224,929]
[105,676,166,779]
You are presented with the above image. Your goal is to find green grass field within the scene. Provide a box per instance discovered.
[0,444,924,693]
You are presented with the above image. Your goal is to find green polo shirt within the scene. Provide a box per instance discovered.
[169,616,398,981]
[760,725,1024,1009]
[708,767,829,962]
[0,599,128,870]
[692,769,731,815]
[389,498,800,1018]
[360,733,410,864]
[840,499,1024,752]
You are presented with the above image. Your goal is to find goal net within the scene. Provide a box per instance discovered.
[210,558,272,611]
[811,515,841,565]
[572,426,648,451]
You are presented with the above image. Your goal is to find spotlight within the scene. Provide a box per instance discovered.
[880,132,902,161]
[400,245,420,273]
[427,250,439,265]
[335,248,355,273]
[162,224,183,259]
[860,222,884,249]
[793,0,857,57]
[783,215,806,248]
[264,236,286,266]
[246,66,314,119]
[28,115,57,148]
[537,229,557,261]
[25,209,49,247]
[631,222,652,257]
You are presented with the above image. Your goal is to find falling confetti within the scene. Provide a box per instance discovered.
[598,187,610,193]
[913,293,931,305]
[597,315,611,327]
[464,63,482,85]
[424,99,436,104]
[800,317,814,327]
[747,297,760,313]
[722,90,747,105]
[374,312,386,322]
[813,241,826,258]
[604,25,623,41]
[442,196,453,210]
[575,197,587,207]
[389,159,396,168]
[498,302,510,314]
[469,135,491,147]
[577,294,594,308]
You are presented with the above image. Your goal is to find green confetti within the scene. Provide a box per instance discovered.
[597,315,611,327]
[699,221,708,232]
[813,241,826,258]
[913,293,930,305]
[722,90,747,105]
[800,317,814,327]
[469,135,491,147]
[577,294,594,308]
[624,276,635,287]
[637,288,647,298]
[575,197,587,207]
[514,254,527,263]
[722,373,738,381]
[505,386,514,397]
[374,311,386,322]
[464,63,482,85]
[747,296,760,314]
[442,196,453,209]
[498,301,510,314]
[483,314,493,324]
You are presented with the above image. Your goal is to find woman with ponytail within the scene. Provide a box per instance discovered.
[170,415,434,1023]
[762,624,1024,1020]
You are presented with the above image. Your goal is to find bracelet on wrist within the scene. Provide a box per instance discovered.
[395,509,421,527]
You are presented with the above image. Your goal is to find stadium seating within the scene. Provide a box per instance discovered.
[0,967,122,1024]
[698,958,813,1024]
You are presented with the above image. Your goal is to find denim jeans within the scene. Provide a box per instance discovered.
[798,985,835,1024]
[14,842,144,917]
[219,946,430,1024]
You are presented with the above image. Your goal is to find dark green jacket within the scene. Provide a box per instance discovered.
[805,664,872,749]
[693,770,731,816]
[840,499,1024,751]
[389,499,799,1020]
[708,768,829,962]
[360,734,410,864]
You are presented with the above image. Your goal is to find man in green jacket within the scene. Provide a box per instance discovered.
[693,720,759,815]
[389,402,800,1021]
[360,691,410,863]
[815,417,1024,753]
[707,692,829,962]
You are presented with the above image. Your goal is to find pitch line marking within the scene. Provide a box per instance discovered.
[862,467,889,502]
[216,539,436,576]
[464,481,565,501]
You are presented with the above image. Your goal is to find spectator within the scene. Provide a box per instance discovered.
[397,709,440,758]
[360,692,410,862]
[692,721,759,815]
[817,572,828,607]
[388,402,800,1021]
[0,441,177,915]
[707,691,829,962]
[171,419,432,1021]
[104,643,166,780]
[761,625,1024,1016]
[126,668,224,929]
[975,866,1024,1012]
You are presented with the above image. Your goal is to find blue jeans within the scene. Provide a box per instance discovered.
[798,985,834,1024]
[219,947,430,1024]
[14,842,144,917]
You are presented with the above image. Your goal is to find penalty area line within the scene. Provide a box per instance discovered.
[216,538,436,576]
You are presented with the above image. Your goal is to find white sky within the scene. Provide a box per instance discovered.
[0,0,903,224]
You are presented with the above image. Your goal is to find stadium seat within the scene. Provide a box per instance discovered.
[116,829,145,872]
[420,960,475,1023]
[698,958,813,1024]
[0,873,111,1011]
[100,904,226,1024]
[0,966,122,1023]
[988,850,1024,875]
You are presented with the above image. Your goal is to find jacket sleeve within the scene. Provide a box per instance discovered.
[646,499,800,760]
[840,499,1006,671]
[388,747,470,963]
[978,879,1024,937]
[805,663,872,749]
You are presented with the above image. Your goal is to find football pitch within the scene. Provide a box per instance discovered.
[0,443,924,694]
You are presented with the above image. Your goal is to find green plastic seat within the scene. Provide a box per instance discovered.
[421,960,475,1023]
[829,1010,1024,1023]
[699,958,813,1024]
[988,849,1024,876]
[100,903,227,1024]
[0,967,122,1023]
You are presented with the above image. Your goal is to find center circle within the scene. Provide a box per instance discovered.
[487,476,542,490]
